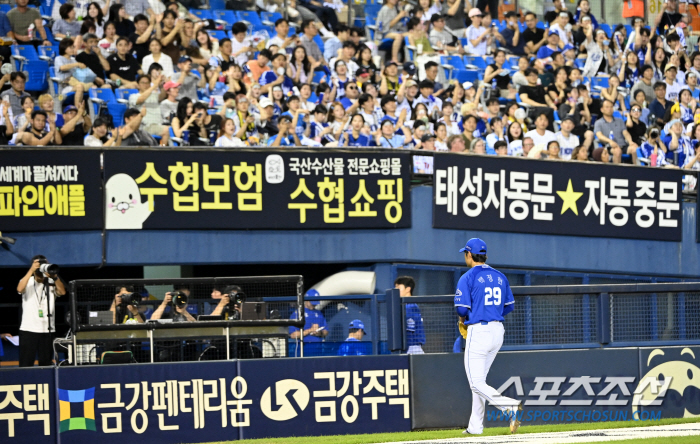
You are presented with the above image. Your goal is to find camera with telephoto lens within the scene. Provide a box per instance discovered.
[37,258,59,275]
[120,292,141,308]
[223,285,245,320]
[170,291,188,309]
[650,128,660,139]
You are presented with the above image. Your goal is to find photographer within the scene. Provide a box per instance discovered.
[211,285,243,319]
[110,285,145,324]
[637,126,674,167]
[16,255,65,367]
[151,291,196,322]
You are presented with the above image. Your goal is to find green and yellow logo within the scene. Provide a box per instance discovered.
[58,388,96,432]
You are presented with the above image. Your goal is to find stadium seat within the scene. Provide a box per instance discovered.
[190,9,214,23]
[213,10,237,29]
[38,45,57,64]
[599,23,612,38]
[454,69,480,84]
[89,88,128,127]
[440,55,467,80]
[236,11,266,33]
[536,21,545,30]
[591,76,609,93]
[463,55,487,71]
[311,70,326,85]
[11,45,49,92]
[207,30,228,41]
[261,12,283,27]
[0,4,10,13]
[574,58,585,69]
[115,88,137,104]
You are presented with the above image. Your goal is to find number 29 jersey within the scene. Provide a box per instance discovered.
[454,264,515,324]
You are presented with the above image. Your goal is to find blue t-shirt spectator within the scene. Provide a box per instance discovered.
[289,306,328,342]
[337,338,371,356]
[405,303,425,348]
[0,12,11,37]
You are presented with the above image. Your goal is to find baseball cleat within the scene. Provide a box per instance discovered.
[510,404,522,434]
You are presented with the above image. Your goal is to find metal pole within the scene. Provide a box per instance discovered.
[226,326,230,360]
[284,0,288,21]
[149,330,154,363]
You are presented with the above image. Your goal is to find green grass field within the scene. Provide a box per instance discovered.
[201,417,700,444]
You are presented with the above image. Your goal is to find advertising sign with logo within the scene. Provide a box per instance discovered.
[411,347,697,429]
[103,150,411,230]
[0,367,55,444]
[6,355,409,444]
[0,150,103,232]
[432,153,684,241]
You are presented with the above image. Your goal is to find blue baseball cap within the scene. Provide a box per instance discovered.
[459,237,487,255]
[349,319,365,330]
[305,289,320,305]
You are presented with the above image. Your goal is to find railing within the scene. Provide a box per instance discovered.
[394,282,700,354]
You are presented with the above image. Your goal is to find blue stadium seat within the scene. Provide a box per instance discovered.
[190,9,214,22]
[236,11,265,33]
[591,76,609,92]
[613,110,623,119]
[454,69,480,84]
[536,21,546,30]
[440,55,467,80]
[463,55,487,70]
[38,45,57,64]
[115,88,137,104]
[261,12,283,27]
[599,23,612,38]
[213,10,237,28]
[207,30,228,41]
[89,88,128,127]
[574,58,585,69]
[11,45,49,92]
[0,4,10,13]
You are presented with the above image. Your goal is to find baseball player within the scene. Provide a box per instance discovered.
[454,238,522,435]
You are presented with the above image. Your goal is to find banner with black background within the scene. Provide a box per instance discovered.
[433,153,683,241]
[103,150,411,230]
[0,150,103,232]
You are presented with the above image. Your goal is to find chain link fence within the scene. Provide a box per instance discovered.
[611,291,700,342]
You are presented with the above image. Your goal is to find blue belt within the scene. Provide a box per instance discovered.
[470,321,501,326]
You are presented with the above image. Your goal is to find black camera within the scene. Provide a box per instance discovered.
[650,128,660,139]
[120,292,141,308]
[170,291,188,308]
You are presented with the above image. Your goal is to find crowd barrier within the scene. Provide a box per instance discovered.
[2,345,699,443]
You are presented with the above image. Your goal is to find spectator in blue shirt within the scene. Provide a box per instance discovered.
[337,319,370,356]
[324,24,348,61]
[289,294,328,343]
[268,114,299,146]
[395,276,426,354]
[536,31,561,64]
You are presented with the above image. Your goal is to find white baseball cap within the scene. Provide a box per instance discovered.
[259,97,274,108]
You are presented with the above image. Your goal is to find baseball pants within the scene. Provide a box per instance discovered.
[464,321,519,434]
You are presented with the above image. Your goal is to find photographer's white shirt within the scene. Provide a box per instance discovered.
[20,276,57,333]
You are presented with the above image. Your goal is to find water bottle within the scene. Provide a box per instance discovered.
[375,22,383,45]
[609,130,614,146]
[27,24,34,41]
[492,76,497,90]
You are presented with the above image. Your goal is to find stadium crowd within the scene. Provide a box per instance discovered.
[0,0,698,172]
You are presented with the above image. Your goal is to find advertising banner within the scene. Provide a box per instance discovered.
[0,150,103,231]
[433,153,683,241]
[411,347,698,429]
[0,367,56,444]
[103,150,411,230]
[2,355,410,443]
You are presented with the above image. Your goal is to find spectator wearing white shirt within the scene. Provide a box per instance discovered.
[267,18,299,53]
[548,12,571,48]
[215,118,246,147]
[230,22,254,67]
[464,8,489,56]
[664,64,684,102]
[141,39,175,80]
[525,112,557,155]
[555,116,580,160]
